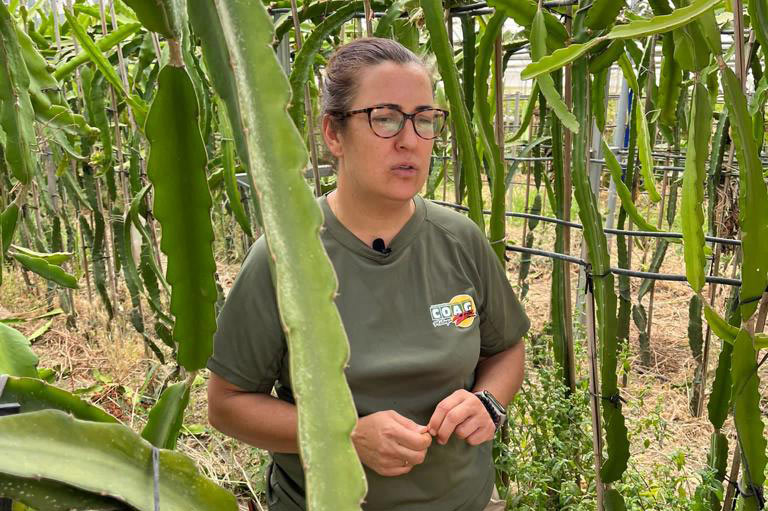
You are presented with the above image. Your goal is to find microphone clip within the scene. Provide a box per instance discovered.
[372,238,392,255]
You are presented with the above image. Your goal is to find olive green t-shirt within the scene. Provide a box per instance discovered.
[208,195,530,511]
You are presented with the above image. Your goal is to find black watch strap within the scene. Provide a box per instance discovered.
[474,390,507,431]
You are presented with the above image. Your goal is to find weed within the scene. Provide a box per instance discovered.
[498,331,711,511]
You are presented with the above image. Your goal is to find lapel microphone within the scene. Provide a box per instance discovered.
[372,238,392,255]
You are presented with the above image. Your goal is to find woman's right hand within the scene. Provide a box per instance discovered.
[351,410,432,477]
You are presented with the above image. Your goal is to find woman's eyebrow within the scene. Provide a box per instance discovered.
[374,102,435,110]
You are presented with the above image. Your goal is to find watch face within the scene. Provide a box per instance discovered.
[485,391,504,411]
[477,391,506,428]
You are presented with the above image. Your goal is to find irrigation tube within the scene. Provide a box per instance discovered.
[504,244,743,287]
[271,1,578,18]
[431,154,743,178]
[430,199,742,246]
[431,199,743,285]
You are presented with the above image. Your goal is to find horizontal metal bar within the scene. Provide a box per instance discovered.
[506,244,585,266]
[271,7,409,19]
[609,268,741,287]
[589,158,687,171]
[430,200,742,246]
[508,156,553,162]
[451,8,495,16]
[504,244,743,286]
[449,2,486,12]
[542,0,580,6]
[432,154,554,162]
[432,154,748,178]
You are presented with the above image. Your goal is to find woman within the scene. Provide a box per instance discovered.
[207,37,529,511]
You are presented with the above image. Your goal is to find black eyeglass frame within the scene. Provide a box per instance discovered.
[330,106,450,140]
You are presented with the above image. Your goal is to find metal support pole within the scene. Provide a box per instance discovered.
[363,0,374,36]
[494,32,512,490]
[577,69,610,327]
[447,10,461,204]
[605,70,631,242]
[696,144,736,415]
[722,445,742,511]
[562,2,574,362]
[588,69,612,193]
[642,168,669,364]
[585,277,606,510]
[494,36,504,150]
[723,6,755,508]
[274,12,291,75]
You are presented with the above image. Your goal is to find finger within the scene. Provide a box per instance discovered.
[389,444,429,467]
[392,425,433,450]
[390,412,429,434]
[427,390,468,435]
[454,417,482,440]
[465,425,495,446]
[436,402,474,445]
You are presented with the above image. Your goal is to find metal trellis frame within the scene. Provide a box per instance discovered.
[504,243,743,286]
[430,199,742,246]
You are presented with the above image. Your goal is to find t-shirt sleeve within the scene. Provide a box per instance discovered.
[471,227,530,357]
[206,237,286,393]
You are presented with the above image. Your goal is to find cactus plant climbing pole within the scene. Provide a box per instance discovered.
[188,2,367,510]
[421,0,485,230]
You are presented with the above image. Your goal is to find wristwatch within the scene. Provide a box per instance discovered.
[474,390,507,431]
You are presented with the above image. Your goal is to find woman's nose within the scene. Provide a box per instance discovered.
[396,118,420,148]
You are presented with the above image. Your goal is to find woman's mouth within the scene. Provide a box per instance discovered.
[391,163,418,175]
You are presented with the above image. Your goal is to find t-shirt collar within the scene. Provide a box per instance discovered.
[319,194,426,264]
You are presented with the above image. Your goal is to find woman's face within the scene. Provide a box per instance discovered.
[324,61,436,204]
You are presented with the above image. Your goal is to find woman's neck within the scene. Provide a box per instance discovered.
[327,186,415,247]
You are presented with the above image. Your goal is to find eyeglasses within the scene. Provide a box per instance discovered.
[332,106,449,140]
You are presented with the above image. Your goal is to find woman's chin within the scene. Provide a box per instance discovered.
[382,175,426,200]
[380,184,422,203]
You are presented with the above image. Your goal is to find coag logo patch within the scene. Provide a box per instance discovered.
[429,294,477,328]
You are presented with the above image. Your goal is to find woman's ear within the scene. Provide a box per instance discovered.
[322,115,344,158]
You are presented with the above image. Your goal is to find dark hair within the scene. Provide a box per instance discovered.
[321,37,433,131]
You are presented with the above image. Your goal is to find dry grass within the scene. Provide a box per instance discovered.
[1,261,266,510]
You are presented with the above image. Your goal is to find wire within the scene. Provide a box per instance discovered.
[430,200,742,246]
[152,446,160,511]
[506,243,585,266]
[504,243,743,286]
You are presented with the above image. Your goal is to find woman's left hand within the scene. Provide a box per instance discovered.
[427,389,495,446]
